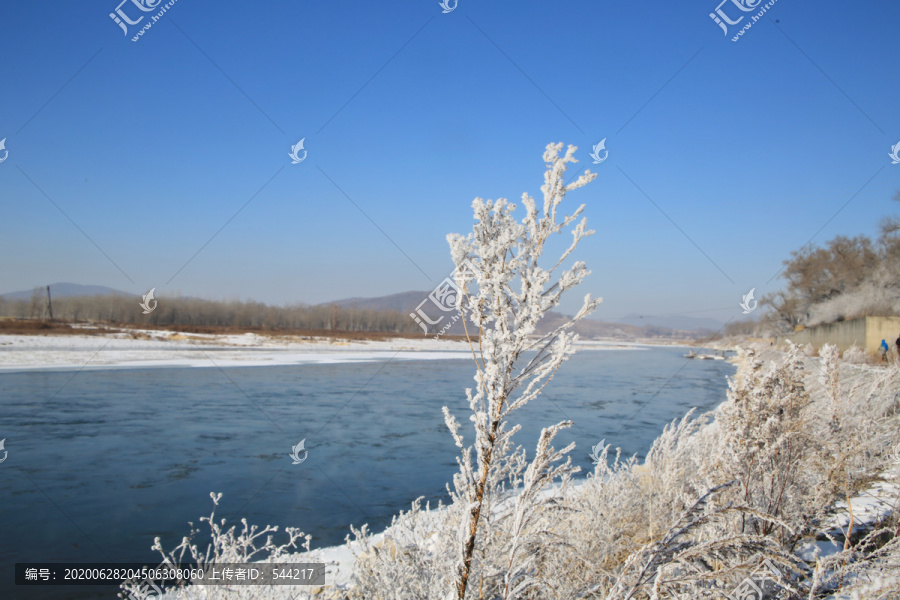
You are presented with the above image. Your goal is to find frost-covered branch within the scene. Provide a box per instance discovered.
[444,142,599,599]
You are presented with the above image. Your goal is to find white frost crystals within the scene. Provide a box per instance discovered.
[440,142,601,599]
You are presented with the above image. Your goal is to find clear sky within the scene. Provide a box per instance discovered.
[1,1,898,325]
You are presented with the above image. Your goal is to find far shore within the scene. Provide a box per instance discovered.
[0,322,696,373]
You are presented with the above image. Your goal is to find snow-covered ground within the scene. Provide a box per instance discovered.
[0,330,470,372]
[797,459,900,563]
[0,329,645,372]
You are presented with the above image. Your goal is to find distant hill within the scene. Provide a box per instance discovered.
[0,283,130,301]
[326,293,707,340]
[326,291,428,314]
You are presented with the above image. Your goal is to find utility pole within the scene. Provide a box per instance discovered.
[332,305,338,331]
[46,285,53,321]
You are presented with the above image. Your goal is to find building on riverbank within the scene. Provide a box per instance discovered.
[775,316,900,355]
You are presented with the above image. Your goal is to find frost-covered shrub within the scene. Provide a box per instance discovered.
[438,142,599,599]
[342,142,600,600]
[546,412,723,597]
[714,344,821,542]
[120,492,312,600]
[343,499,459,600]
[842,343,869,365]
[541,344,900,599]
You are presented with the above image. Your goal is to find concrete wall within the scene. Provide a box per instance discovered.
[866,316,900,353]
[776,316,900,354]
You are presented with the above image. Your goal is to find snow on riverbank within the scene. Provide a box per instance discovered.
[0,329,645,372]
[0,330,469,372]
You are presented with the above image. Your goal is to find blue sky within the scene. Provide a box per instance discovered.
[1,1,898,325]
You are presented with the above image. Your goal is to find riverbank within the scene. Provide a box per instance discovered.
[0,327,650,372]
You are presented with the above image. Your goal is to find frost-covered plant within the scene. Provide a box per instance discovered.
[568,411,715,581]
[441,142,599,599]
[515,342,900,600]
[712,343,820,542]
[842,343,869,365]
[120,492,310,600]
[337,143,598,600]
[497,421,580,598]
[552,414,719,598]
[344,498,459,599]
[177,493,310,564]
[601,480,807,600]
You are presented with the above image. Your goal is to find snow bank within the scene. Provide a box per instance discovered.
[0,331,474,372]
[0,330,643,373]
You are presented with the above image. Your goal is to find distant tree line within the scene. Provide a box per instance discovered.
[760,194,900,334]
[0,292,422,333]
[722,319,759,337]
